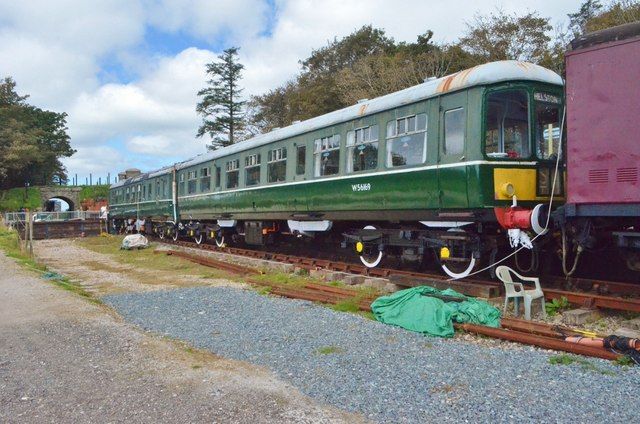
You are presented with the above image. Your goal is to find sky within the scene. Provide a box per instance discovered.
[0,0,583,185]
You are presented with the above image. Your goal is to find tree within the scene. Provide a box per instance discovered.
[568,0,604,36]
[248,26,400,131]
[245,81,300,133]
[336,49,453,105]
[333,30,479,104]
[196,47,247,149]
[0,77,74,189]
[458,10,552,64]
[0,77,28,106]
[581,0,640,33]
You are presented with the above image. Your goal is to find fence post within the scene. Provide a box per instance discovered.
[28,212,34,257]
[25,209,31,256]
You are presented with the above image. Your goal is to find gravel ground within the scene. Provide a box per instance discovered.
[104,286,640,423]
[0,252,362,423]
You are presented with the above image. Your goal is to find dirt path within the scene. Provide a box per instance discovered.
[33,238,242,296]
[0,251,364,423]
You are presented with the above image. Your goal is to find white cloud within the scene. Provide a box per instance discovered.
[145,0,269,43]
[0,0,146,110]
[127,134,175,155]
[62,146,126,182]
[0,33,99,110]
[67,47,215,162]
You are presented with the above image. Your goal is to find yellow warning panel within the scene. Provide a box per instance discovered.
[493,168,537,200]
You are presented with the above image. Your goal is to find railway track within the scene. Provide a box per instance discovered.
[157,246,626,361]
[155,237,640,313]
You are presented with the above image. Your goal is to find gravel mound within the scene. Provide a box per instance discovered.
[104,286,640,423]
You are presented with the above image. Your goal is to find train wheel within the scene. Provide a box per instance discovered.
[441,255,476,279]
[194,233,204,245]
[172,225,179,242]
[439,229,477,279]
[358,225,384,268]
[158,228,165,240]
[214,233,225,248]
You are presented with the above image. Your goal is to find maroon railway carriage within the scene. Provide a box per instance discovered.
[560,21,640,274]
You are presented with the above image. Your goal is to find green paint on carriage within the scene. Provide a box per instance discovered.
[108,62,564,225]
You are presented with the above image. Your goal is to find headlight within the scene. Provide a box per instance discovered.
[500,182,515,197]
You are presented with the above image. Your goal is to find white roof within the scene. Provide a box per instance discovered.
[112,60,562,188]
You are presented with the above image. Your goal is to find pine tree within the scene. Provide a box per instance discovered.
[196,47,247,149]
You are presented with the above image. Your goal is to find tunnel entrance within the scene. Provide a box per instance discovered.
[44,196,74,212]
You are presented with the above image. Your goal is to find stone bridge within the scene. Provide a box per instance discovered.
[38,186,82,211]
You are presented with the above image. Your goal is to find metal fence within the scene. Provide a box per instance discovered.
[3,211,101,225]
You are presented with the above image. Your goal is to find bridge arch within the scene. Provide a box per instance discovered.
[39,187,81,212]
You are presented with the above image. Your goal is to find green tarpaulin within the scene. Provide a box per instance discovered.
[371,286,501,337]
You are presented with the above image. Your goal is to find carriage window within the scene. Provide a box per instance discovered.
[347,125,379,172]
[200,167,211,192]
[485,90,529,158]
[386,114,427,167]
[314,134,340,177]
[445,108,466,156]
[296,145,306,175]
[268,147,287,182]
[179,173,185,195]
[226,159,240,189]
[187,170,197,194]
[245,154,261,186]
[535,100,561,160]
[215,166,221,189]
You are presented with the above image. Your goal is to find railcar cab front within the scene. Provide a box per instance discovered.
[484,82,565,233]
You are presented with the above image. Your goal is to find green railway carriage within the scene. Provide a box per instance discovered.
[109,60,565,277]
[109,166,175,228]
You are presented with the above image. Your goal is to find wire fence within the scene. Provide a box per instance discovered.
[3,211,101,225]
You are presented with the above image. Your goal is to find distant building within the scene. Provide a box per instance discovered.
[44,199,62,212]
[117,168,142,182]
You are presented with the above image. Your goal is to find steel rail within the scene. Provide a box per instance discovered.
[454,323,620,361]
[157,238,640,313]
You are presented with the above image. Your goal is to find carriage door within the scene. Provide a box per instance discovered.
[437,92,469,209]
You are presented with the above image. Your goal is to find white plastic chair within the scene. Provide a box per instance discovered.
[495,265,546,320]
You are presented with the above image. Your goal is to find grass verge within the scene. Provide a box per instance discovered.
[316,345,344,355]
[0,225,100,304]
[81,234,382,319]
[548,353,616,375]
[77,235,231,283]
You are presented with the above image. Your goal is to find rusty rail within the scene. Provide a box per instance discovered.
[454,323,620,361]
[158,238,640,313]
[545,275,640,297]
[162,249,263,275]
[543,288,640,313]
[266,284,621,360]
